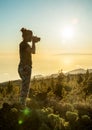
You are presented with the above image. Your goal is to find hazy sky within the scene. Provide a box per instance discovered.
[0,0,92,82]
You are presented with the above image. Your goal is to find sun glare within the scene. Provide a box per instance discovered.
[63,57,73,65]
[62,26,74,39]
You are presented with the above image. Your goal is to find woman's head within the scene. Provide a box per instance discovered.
[21,28,33,42]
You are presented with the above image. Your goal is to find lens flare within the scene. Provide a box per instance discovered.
[18,120,23,125]
[23,107,31,115]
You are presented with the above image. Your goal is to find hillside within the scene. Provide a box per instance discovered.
[0,70,92,130]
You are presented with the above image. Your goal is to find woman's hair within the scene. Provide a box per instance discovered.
[20,28,33,39]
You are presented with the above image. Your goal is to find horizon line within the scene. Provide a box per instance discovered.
[55,53,92,56]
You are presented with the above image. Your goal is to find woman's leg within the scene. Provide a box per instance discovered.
[18,65,31,106]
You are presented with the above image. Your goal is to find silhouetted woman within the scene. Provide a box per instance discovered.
[18,28,39,106]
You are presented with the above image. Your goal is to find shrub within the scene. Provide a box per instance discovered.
[48,113,65,130]
[74,102,90,117]
[66,111,78,122]
[77,74,84,84]
[39,123,51,130]
[64,122,71,130]
[54,82,63,98]
[41,107,54,114]
[77,114,92,130]
[6,81,13,94]
[81,115,90,123]
[10,107,18,113]
[64,85,72,92]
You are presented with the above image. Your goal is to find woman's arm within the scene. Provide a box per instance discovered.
[26,41,36,54]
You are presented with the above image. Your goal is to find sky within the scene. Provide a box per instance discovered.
[0,0,92,82]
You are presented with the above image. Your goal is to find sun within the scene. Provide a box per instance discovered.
[62,26,74,39]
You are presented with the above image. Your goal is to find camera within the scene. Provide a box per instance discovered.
[32,36,41,43]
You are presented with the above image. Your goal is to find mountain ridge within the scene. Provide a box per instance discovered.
[66,68,92,75]
[1,68,92,84]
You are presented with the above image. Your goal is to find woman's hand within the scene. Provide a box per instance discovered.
[32,36,40,43]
